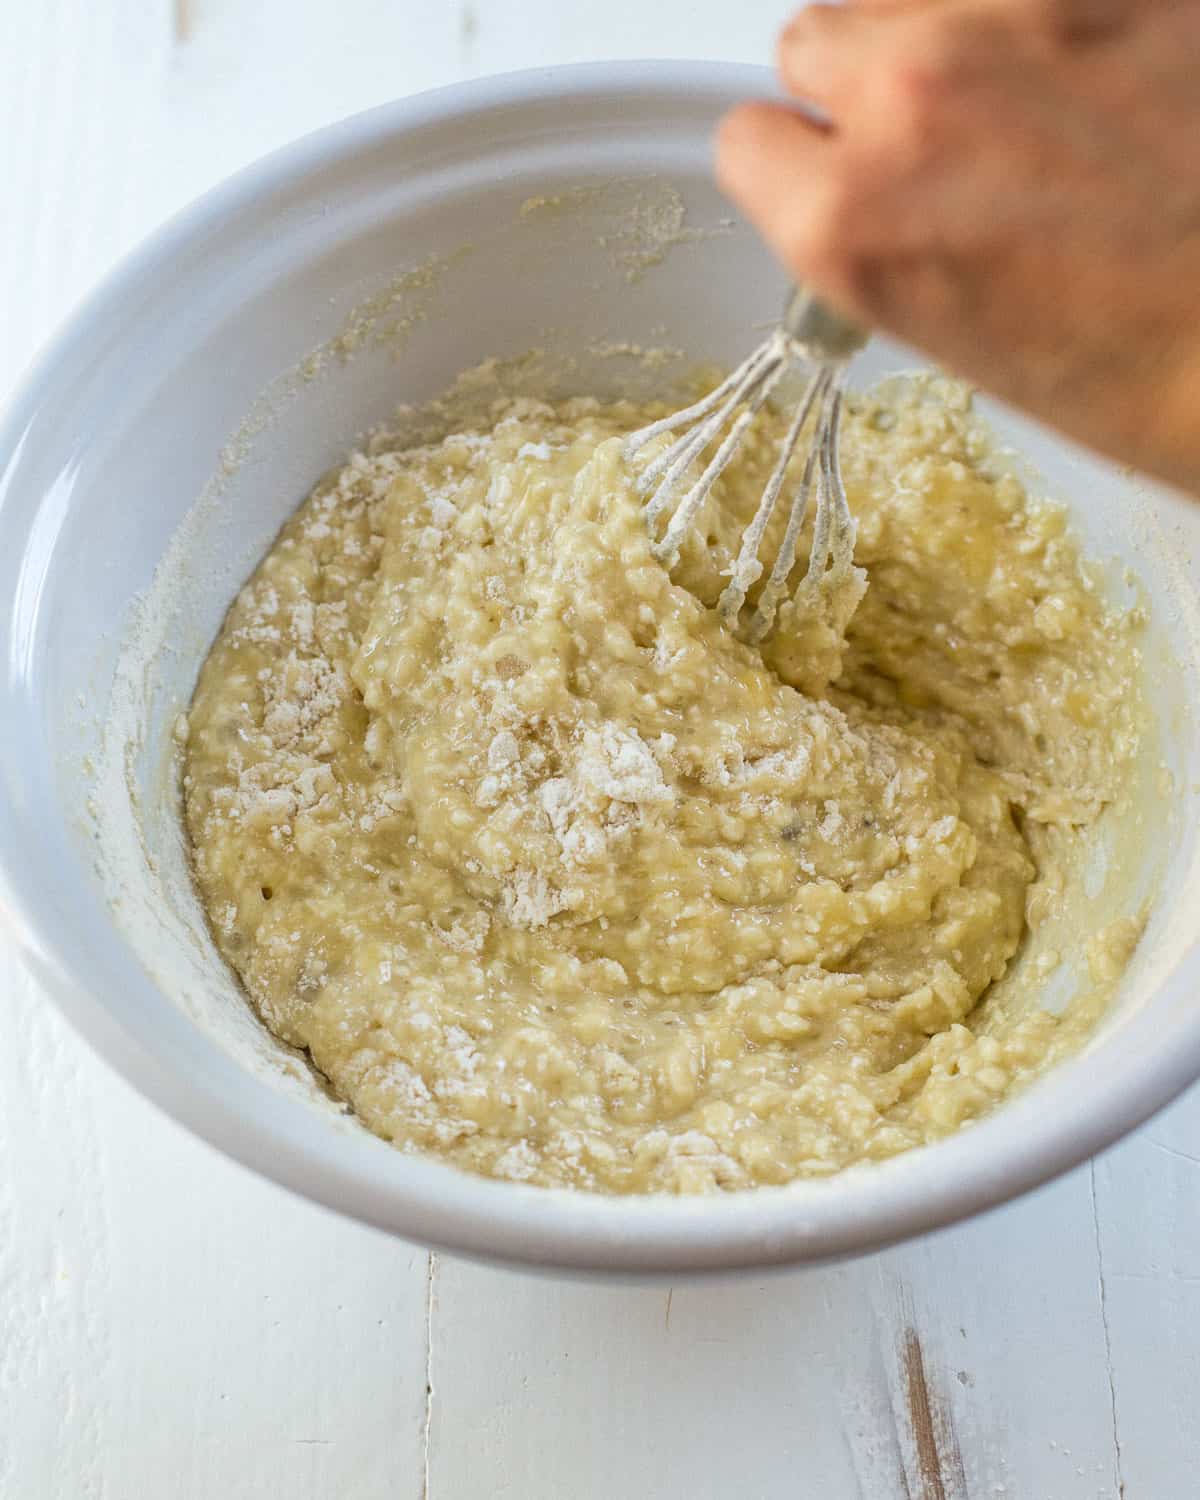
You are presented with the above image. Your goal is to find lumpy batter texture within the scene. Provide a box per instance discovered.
[182,378,1143,1192]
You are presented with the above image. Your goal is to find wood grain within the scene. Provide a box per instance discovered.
[0,952,431,1499]
[426,1164,1131,1499]
[901,1327,966,1500]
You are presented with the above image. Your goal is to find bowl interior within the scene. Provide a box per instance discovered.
[2,65,1199,1272]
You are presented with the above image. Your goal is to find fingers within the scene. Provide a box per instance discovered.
[1011,0,1131,44]
[715,102,829,216]
[776,4,872,112]
[718,1,985,320]
[715,102,850,296]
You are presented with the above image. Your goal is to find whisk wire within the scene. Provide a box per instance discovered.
[652,356,790,566]
[639,337,786,531]
[717,368,826,627]
[626,336,782,467]
[744,375,841,642]
[623,288,867,641]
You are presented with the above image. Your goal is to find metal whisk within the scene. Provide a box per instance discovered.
[625,288,867,641]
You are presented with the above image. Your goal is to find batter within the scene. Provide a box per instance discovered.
[181,377,1145,1192]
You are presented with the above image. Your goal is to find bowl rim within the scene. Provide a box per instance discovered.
[2,58,1199,1275]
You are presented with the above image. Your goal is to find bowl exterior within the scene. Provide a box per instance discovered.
[2,61,1199,1274]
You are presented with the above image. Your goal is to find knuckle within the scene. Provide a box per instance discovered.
[919,14,979,74]
[783,3,841,45]
[714,105,757,160]
[874,25,972,148]
[778,3,842,68]
[714,103,774,179]
[1025,0,1126,45]
[785,171,869,292]
[810,174,858,250]
[878,68,943,156]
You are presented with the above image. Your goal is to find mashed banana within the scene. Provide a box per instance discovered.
[182,377,1144,1192]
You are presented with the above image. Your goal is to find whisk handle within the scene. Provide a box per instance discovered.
[782,286,867,363]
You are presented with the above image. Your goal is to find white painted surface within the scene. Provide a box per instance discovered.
[1,1,1197,1494]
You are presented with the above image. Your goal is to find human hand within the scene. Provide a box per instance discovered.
[717,0,1200,496]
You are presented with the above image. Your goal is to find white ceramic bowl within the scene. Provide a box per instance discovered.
[2,62,1199,1275]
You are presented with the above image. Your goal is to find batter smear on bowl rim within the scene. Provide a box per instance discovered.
[181,375,1146,1193]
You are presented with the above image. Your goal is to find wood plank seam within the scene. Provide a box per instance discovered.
[1090,1163,1128,1498]
[422,1253,439,1500]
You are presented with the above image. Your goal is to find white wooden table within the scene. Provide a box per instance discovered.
[3,4,1198,1495]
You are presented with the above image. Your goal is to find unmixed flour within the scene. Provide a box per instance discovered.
[181,384,1147,1193]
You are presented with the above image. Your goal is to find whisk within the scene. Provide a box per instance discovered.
[624,288,867,642]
